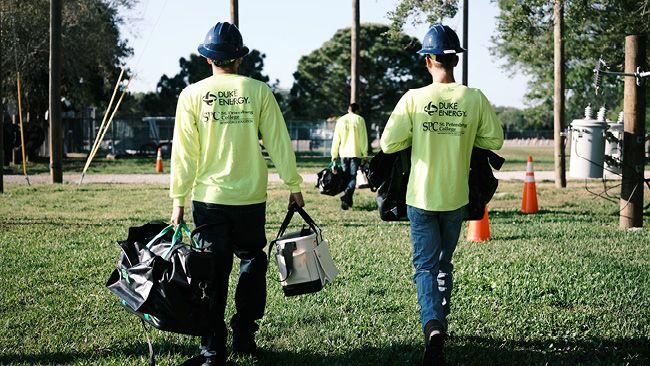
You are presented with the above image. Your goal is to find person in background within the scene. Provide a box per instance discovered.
[380,23,503,366]
[170,21,304,366]
[330,102,368,210]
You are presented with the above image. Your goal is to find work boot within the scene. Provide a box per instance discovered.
[422,320,447,366]
[180,354,225,366]
[347,191,354,208]
[231,317,259,356]
[340,194,349,210]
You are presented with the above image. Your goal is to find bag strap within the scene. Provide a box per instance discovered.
[160,223,200,260]
[275,203,321,241]
[140,318,156,366]
[145,225,174,248]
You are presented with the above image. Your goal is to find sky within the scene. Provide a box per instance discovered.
[121,0,530,108]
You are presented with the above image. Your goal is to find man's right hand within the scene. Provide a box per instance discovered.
[170,206,184,227]
[289,192,305,208]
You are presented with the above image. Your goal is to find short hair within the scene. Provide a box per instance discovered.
[427,54,456,70]
[212,58,239,68]
[349,103,360,113]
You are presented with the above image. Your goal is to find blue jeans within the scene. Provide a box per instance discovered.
[192,201,267,359]
[341,157,360,194]
[407,205,463,334]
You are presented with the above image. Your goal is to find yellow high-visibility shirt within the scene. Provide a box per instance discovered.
[380,82,504,212]
[331,112,368,160]
[170,73,302,207]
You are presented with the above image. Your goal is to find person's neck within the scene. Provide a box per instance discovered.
[431,70,455,84]
[212,66,237,75]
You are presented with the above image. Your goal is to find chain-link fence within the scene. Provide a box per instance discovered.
[53,117,341,158]
[21,116,563,160]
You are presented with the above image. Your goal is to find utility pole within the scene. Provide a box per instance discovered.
[620,34,646,229]
[49,0,63,183]
[462,0,468,86]
[350,0,359,104]
[0,4,4,193]
[553,0,567,188]
[230,0,239,28]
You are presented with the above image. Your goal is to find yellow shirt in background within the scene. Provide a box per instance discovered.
[380,82,503,212]
[170,73,302,207]
[331,112,368,160]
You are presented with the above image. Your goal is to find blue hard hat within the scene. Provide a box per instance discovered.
[417,23,465,55]
[198,22,249,61]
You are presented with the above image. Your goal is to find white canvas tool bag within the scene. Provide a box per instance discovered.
[268,204,338,297]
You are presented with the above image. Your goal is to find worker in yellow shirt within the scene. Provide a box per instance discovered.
[169,22,303,366]
[380,24,503,366]
[331,103,368,210]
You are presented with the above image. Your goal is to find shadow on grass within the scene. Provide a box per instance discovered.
[489,209,604,220]
[352,200,378,212]
[2,336,648,366]
[0,218,135,227]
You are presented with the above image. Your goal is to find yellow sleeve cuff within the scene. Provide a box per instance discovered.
[172,198,186,207]
[288,183,302,194]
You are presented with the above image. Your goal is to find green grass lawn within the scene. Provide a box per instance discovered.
[1,181,649,365]
[5,146,555,176]
[497,146,554,171]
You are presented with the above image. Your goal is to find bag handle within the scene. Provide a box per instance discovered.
[145,225,174,248]
[275,203,322,241]
[146,223,200,260]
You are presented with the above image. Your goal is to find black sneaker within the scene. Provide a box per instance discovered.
[180,354,226,366]
[340,195,349,210]
[231,316,259,356]
[232,334,257,356]
[422,321,447,366]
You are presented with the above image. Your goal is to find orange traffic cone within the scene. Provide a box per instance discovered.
[521,156,539,214]
[466,207,491,242]
[155,148,164,173]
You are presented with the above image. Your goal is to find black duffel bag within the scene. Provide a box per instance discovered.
[315,162,350,196]
[106,222,216,337]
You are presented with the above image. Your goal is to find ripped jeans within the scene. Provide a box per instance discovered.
[407,205,463,334]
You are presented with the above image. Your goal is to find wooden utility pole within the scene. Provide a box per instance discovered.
[553,0,567,188]
[462,0,468,86]
[49,0,63,183]
[230,0,239,27]
[620,34,646,229]
[350,0,359,104]
[0,4,4,193]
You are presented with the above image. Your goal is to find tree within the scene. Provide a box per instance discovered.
[140,50,270,116]
[0,0,134,124]
[387,0,459,37]
[289,24,431,126]
[492,0,650,125]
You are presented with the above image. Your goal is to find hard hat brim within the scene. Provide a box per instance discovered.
[417,47,466,55]
[198,44,250,61]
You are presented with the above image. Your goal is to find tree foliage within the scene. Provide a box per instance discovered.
[0,0,134,122]
[494,105,552,132]
[492,0,650,123]
[289,24,431,125]
[387,0,460,37]
[139,50,270,116]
